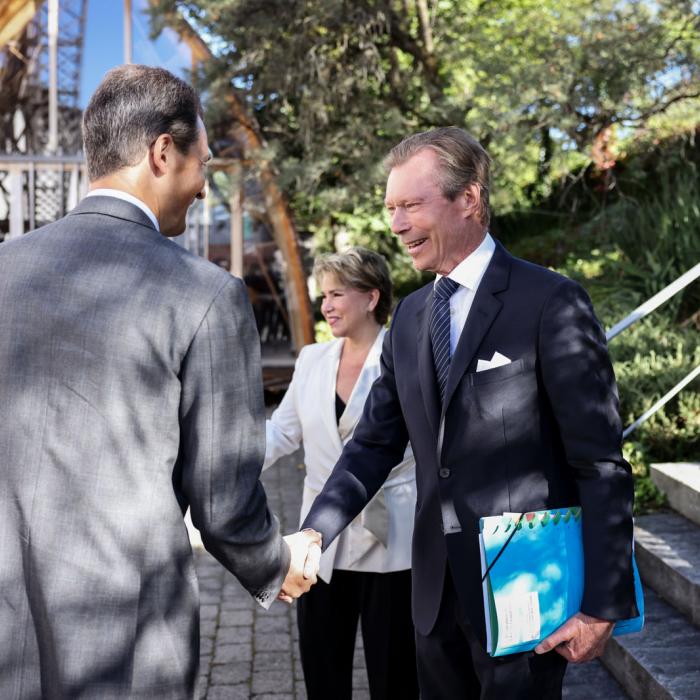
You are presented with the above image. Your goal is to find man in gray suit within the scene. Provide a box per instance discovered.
[0,65,320,699]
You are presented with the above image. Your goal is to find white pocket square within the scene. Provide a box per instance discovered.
[476,351,512,373]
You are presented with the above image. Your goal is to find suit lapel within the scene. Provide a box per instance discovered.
[443,243,511,410]
[416,288,441,440]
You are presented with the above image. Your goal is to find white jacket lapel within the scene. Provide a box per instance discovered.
[322,338,345,454]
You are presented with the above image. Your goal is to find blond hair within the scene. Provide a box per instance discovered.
[313,247,393,325]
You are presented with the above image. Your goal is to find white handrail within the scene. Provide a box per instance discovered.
[604,262,700,439]
[606,262,700,341]
[623,364,700,439]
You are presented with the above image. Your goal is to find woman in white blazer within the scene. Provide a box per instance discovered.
[264,248,418,700]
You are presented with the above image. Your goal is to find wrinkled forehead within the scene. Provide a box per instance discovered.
[385,149,442,204]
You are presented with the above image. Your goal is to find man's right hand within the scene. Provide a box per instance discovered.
[278,529,323,604]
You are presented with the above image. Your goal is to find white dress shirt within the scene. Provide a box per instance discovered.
[436,232,496,354]
[86,188,160,231]
[435,232,495,534]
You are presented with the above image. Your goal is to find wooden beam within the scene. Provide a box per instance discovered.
[229,161,244,278]
[47,0,58,154]
[123,0,132,64]
[0,0,39,49]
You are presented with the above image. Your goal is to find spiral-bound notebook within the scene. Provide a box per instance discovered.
[478,506,644,657]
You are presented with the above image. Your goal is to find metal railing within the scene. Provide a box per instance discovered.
[0,154,88,236]
[0,155,293,288]
[605,262,700,439]
[0,152,243,265]
[0,152,293,350]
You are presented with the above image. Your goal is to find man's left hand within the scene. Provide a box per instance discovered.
[534,612,614,663]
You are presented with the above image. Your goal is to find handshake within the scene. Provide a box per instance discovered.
[278,529,323,603]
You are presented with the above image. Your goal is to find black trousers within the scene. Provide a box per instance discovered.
[296,568,419,700]
[415,567,568,700]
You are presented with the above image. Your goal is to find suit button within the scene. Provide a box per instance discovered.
[439,467,451,478]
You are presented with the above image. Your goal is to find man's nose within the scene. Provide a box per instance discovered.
[390,208,409,235]
[196,180,208,200]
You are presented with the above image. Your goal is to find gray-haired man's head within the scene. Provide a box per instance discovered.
[82,65,203,181]
[384,127,491,276]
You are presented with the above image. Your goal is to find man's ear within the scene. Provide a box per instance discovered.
[149,133,174,176]
[462,183,481,221]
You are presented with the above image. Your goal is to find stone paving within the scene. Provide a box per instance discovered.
[189,447,629,699]
[190,449,371,700]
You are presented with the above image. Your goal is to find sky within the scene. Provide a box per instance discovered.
[79,0,192,107]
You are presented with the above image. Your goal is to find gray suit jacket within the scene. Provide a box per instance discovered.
[0,196,290,699]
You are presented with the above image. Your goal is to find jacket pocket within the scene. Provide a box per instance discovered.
[469,357,533,386]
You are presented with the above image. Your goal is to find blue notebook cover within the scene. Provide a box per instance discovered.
[478,507,644,657]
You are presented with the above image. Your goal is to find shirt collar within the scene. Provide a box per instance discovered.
[435,232,495,291]
[86,188,160,231]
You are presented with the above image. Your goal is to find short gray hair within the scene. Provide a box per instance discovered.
[384,127,492,227]
[313,247,393,325]
[82,65,203,181]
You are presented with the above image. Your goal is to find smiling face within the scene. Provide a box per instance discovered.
[384,148,484,276]
[319,273,378,339]
[158,117,210,236]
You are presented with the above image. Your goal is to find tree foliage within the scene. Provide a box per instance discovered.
[150,0,700,251]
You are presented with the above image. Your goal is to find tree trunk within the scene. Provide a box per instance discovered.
[415,0,434,54]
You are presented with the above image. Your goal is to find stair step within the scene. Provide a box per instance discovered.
[635,512,700,627]
[564,659,630,699]
[651,463,700,527]
[601,586,700,700]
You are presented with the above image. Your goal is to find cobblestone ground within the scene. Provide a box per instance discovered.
[191,449,372,700]
[191,448,627,700]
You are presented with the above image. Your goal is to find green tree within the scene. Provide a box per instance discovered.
[150,0,700,264]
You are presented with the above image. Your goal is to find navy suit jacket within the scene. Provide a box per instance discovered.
[303,241,638,642]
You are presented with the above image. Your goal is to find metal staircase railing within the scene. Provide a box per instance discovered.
[605,262,700,438]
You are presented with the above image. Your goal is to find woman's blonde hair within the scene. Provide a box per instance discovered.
[313,247,393,325]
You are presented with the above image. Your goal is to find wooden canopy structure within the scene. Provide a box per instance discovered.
[0,0,40,48]
[153,6,314,353]
[1,0,314,355]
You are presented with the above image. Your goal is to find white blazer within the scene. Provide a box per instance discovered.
[265,328,417,583]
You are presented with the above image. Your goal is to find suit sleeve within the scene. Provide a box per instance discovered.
[263,346,307,470]
[302,301,410,549]
[538,278,637,621]
[177,276,290,607]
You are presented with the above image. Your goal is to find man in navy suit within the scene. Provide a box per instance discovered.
[302,127,638,699]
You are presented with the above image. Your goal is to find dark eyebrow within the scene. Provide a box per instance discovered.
[385,197,423,207]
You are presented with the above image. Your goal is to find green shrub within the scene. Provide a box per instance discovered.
[511,166,700,513]
[582,167,700,320]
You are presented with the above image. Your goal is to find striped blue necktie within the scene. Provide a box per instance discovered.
[429,276,460,404]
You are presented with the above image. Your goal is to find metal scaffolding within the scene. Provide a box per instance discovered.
[1,0,88,230]
[0,0,88,156]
